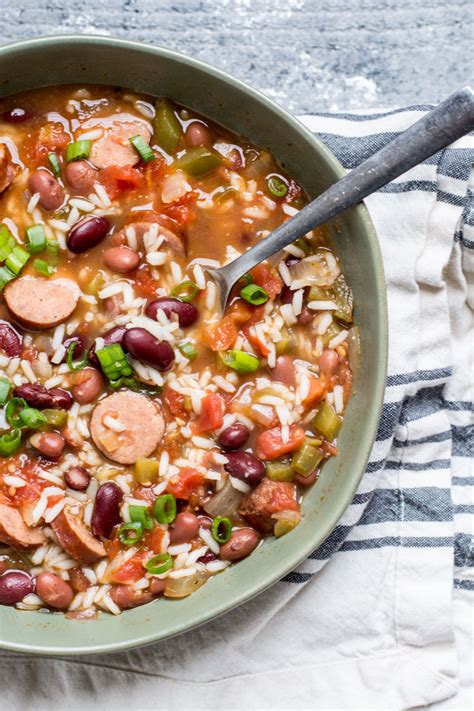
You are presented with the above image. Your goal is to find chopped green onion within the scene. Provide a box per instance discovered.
[96,344,132,382]
[33,259,55,277]
[5,245,29,275]
[0,429,22,457]
[0,378,11,406]
[5,397,27,428]
[211,516,232,544]
[154,98,183,154]
[178,342,198,360]
[267,175,288,198]
[153,494,177,524]
[66,140,91,162]
[129,504,154,530]
[174,146,222,177]
[118,521,144,547]
[18,408,47,430]
[145,553,173,575]
[0,266,16,290]
[42,409,68,427]
[170,281,199,302]
[66,341,89,372]
[223,350,260,374]
[129,135,154,163]
[240,283,269,306]
[0,225,16,262]
[239,272,253,286]
[48,152,61,176]
[46,239,59,265]
[26,225,47,254]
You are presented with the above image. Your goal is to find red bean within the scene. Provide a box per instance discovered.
[0,320,22,356]
[110,585,153,610]
[169,512,200,545]
[186,122,212,147]
[150,578,166,595]
[67,216,109,254]
[223,451,266,486]
[218,423,250,451]
[123,327,175,371]
[92,482,123,538]
[69,567,90,593]
[319,349,339,376]
[197,551,217,564]
[35,571,73,610]
[0,570,34,605]
[294,471,317,487]
[297,306,313,325]
[71,368,103,404]
[2,107,31,123]
[280,285,293,304]
[146,297,198,328]
[64,466,91,491]
[65,160,96,195]
[62,334,87,362]
[29,432,65,459]
[197,514,212,530]
[13,383,73,410]
[219,528,261,561]
[88,325,126,368]
[271,355,296,387]
[103,246,140,274]
[28,170,64,211]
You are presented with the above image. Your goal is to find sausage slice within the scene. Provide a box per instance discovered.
[238,478,298,534]
[0,144,18,194]
[4,276,80,330]
[82,113,152,169]
[51,504,106,564]
[90,391,165,465]
[114,221,185,258]
[0,503,46,549]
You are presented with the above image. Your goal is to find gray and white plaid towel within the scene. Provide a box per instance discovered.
[2,107,473,711]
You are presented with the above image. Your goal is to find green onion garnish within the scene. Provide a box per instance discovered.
[5,245,29,276]
[66,140,91,163]
[26,225,47,254]
[46,239,59,266]
[170,281,199,303]
[239,272,253,286]
[145,553,173,575]
[223,349,260,374]
[0,378,11,406]
[33,259,55,277]
[0,266,16,290]
[178,342,198,361]
[0,429,22,457]
[66,341,89,372]
[5,397,27,428]
[129,504,154,530]
[96,343,132,383]
[267,175,288,198]
[48,152,61,176]
[211,516,233,544]
[18,407,47,429]
[0,225,16,262]
[153,494,177,524]
[240,283,269,306]
[118,521,144,547]
[129,135,154,163]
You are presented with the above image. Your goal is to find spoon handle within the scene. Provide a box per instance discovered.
[222,85,474,283]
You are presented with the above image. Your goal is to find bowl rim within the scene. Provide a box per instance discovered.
[0,34,388,656]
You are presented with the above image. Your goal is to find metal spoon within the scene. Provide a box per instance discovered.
[207,86,474,312]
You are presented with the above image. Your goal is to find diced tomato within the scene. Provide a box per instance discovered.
[105,538,122,560]
[144,525,166,554]
[143,156,165,189]
[133,265,161,298]
[303,376,325,408]
[251,263,283,300]
[244,326,271,357]
[321,440,338,457]
[161,192,196,226]
[264,482,299,514]
[191,393,225,434]
[20,345,39,362]
[99,164,144,200]
[202,316,238,351]
[166,467,205,500]
[164,387,188,419]
[24,122,70,165]
[256,425,306,460]
[111,550,147,584]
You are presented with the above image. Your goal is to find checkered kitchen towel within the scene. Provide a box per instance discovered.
[2,107,473,711]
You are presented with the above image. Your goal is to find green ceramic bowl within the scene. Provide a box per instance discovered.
[0,35,387,655]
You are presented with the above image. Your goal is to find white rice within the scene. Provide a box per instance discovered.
[328,329,349,349]
[307,300,338,311]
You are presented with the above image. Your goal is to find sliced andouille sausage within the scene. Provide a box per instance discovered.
[4,276,80,330]
[238,478,298,534]
[0,144,18,194]
[90,391,165,465]
[113,220,185,258]
[0,503,46,549]
[51,504,106,564]
[82,113,152,169]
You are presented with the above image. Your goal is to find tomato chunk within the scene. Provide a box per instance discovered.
[99,164,144,199]
[302,376,325,408]
[251,263,283,300]
[202,317,238,351]
[166,467,205,500]
[111,550,147,584]
[191,393,225,434]
[256,426,306,460]
[164,387,188,418]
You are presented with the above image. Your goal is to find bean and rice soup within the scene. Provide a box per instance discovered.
[0,86,355,617]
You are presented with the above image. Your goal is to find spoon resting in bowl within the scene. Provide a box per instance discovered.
[207,85,474,312]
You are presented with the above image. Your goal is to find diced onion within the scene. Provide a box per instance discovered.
[203,478,243,520]
[164,570,208,598]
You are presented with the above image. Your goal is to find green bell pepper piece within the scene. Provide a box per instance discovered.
[312,401,342,441]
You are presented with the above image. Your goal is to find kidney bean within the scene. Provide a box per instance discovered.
[64,466,91,491]
[197,514,212,530]
[0,320,22,356]
[70,368,103,404]
[88,325,126,368]
[150,578,166,596]
[169,512,200,545]
[61,426,83,449]
[218,423,250,451]
[2,107,31,123]
[29,432,65,459]
[271,355,296,387]
[67,216,109,254]
[280,285,293,304]
[297,306,313,325]
[65,160,96,195]
[0,570,34,605]
[28,170,64,211]
[103,246,140,274]
[123,328,175,371]
[285,256,301,268]
[35,572,74,610]
[294,471,317,487]
[91,482,123,538]
[110,585,153,610]
[319,349,339,376]
[62,334,87,362]
[223,451,266,486]
[146,297,198,328]
[186,122,212,147]
[13,383,73,410]
[219,528,261,561]
[197,551,217,564]
[69,567,90,593]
